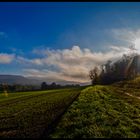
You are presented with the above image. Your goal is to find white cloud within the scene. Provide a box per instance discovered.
[7,28,140,83]
[109,45,130,53]
[111,28,136,43]
[20,45,129,83]
[111,28,140,54]
[1,28,140,83]
[0,53,15,64]
[16,56,43,66]
[23,69,87,83]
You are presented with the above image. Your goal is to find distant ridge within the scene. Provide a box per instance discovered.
[0,74,89,86]
[0,75,41,85]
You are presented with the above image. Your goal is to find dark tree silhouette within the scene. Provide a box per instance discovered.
[89,52,140,85]
[89,66,99,85]
[41,82,47,90]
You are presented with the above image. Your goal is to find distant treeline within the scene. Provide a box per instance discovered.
[0,82,80,93]
[41,82,80,90]
[0,84,40,93]
[89,53,140,85]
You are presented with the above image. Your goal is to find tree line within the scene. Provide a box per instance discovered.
[0,84,40,93]
[89,52,140,85]
[0,82,80,93]
[41,82,80,90]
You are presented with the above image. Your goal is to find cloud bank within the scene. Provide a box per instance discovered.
[1,28,139,83]
[18,45,129,83]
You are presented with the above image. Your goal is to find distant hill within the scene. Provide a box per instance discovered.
[28,76,90,86]
[0,75,90,86]
[0,75,41,85]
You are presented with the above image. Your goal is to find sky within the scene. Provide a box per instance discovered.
[1,2,140,83]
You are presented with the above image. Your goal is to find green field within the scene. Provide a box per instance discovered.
[113,77,140,97]
[50,85,140,138]
[0,88,81,138]
[1,80,140,138]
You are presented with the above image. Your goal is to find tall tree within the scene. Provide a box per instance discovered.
[89,66,99,85]
[41,82,47,90]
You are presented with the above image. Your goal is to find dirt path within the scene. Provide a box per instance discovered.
[124,92,140,100]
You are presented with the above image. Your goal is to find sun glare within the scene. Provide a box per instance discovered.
[134,38,140,53]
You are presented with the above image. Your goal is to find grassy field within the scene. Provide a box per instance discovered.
[0,87,81,138]
[50,85,140,138]
[113,76,140,96]
[1,79,140,138]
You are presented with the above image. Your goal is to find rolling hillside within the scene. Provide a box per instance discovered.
[50,79,140,138]
[0,75,140,138]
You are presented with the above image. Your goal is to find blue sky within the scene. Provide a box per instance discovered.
[1,2,140,83]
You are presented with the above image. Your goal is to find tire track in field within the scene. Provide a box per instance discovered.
[0,89,77,119]
[0,92,55,121]
[111,87,140,100]
[124,92,140,100]
[41,91,81,138]
[0,90,81,137]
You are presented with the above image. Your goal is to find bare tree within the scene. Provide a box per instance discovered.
[89,66,99,85]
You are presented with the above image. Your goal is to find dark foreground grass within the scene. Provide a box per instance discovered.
[0,88,81,138]
[49,85,140,138]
